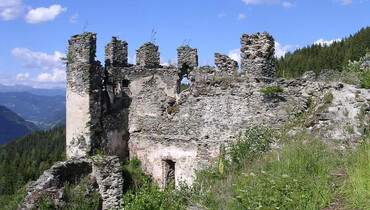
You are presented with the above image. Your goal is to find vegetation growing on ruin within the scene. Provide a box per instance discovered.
[38,177,102,210]
[258,86,284,95]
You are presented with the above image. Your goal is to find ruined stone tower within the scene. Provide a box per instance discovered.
[240,32,276,78]
[66,33,102,158]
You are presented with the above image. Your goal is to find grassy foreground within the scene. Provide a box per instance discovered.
[1,128,368,209]
[123,127,369,210]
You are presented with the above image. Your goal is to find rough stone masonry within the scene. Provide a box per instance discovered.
[65,31,369,191]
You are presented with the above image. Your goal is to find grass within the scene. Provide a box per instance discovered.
[118,124,369,210]
[360,70,370,89]
[324,91,334,105]
[344,136,370,209]
[186,131,341,209]
[259,86,284,95]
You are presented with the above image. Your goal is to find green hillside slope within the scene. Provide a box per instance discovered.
[276,27,370,78]
[0,126,65,197]
[0,92,65,130]
[0,105,38,145]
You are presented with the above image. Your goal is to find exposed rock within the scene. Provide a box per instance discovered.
[317,69,339,81]
[302,70,316,80]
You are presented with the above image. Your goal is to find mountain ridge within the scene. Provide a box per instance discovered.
[0,83,66,96]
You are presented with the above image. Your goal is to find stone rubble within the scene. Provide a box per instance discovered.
[19,156,124,210]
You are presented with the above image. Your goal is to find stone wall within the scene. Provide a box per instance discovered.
[20,156,124,210]
[240,32,276,78]
[214,53,239,77]
[177,45,198,71]
[66,32,102,159]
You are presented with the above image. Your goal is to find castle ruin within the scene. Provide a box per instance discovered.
[22,31,369,209]
[65,31,369,190]
[65,31,295,188]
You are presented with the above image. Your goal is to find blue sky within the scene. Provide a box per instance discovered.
[0,0,369,88]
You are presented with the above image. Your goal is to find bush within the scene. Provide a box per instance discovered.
[360,70,370,89]
[230,126,274,169]
[122,158,189,210]
[259,86,284,95]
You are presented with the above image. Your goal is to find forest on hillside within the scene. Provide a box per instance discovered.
[276,27,370,78]
[0,126,65,198]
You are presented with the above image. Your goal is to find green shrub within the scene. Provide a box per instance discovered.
[360,70,370,89]
[122,158,188,210]
[324,91,334,105]
[63,179,102,210]
[230,126,274,169]
[259,86,284,95]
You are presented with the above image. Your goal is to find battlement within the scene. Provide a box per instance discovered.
[68,32,97,63]
[136,42,160,68]
[105,36,128,67]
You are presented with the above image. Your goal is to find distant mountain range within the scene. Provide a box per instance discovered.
[0,105,39,145]
[0,84,65,96]
[0,92,66,130]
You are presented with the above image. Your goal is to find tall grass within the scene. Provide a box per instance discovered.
[120,128,369,209]
[187,131,341,209]
[344,136,370,209]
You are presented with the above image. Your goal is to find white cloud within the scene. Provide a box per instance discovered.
[228,49,241,64]
[217,13,226,18]
[16,72,30,80]
[11,48,66,83]
[333,0,368,4]
[25,4,66,24]
[69,13,78,23]
[36,70,65,83]
[0,0,24,20]
[128,55,136,64]
[242,0,279,5]
[314,38,341,46]
[242,0,295,7]
[238,13,246,20]
[275,42,292,58]
[333,0,353,4]
[282,2,293,8]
